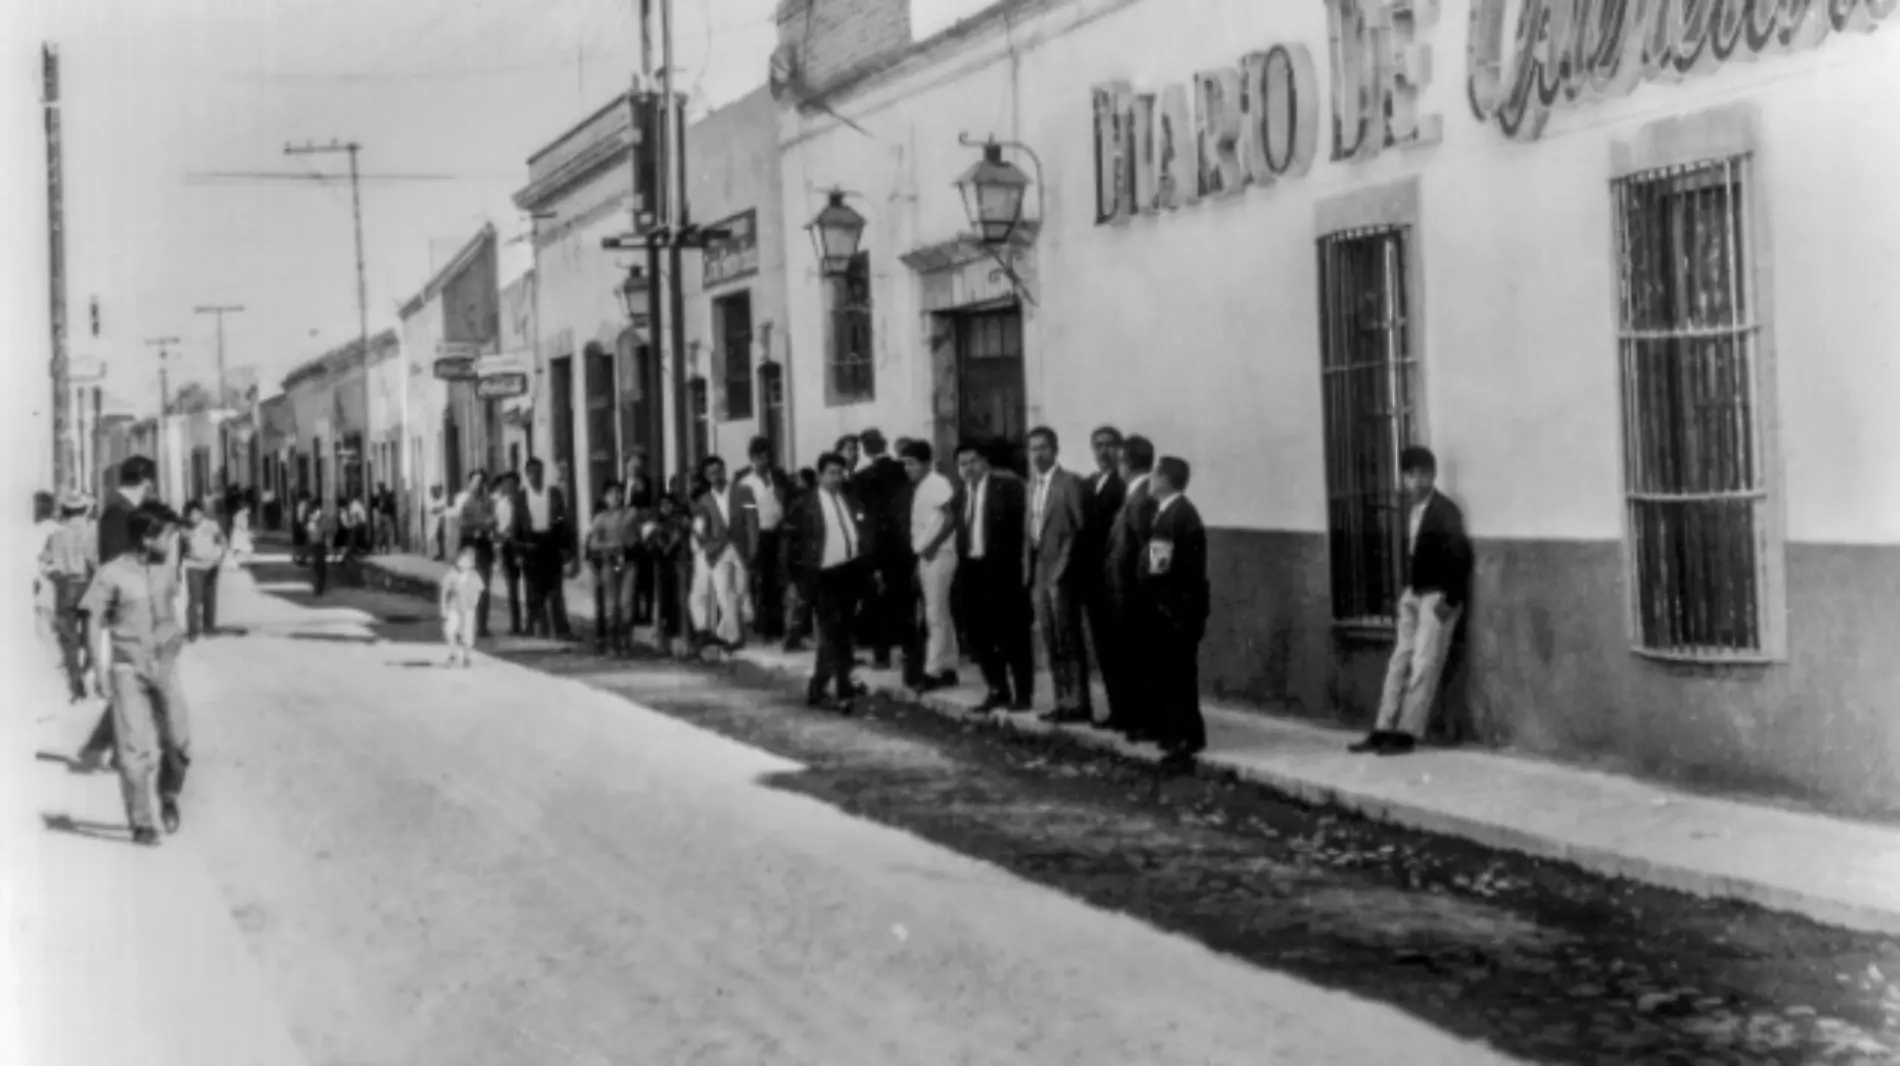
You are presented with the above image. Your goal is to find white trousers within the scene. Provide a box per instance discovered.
[917,551,960,676]
[1373,589,1463,738]
[691,548,747,644]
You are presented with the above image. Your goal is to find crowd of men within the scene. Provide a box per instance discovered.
[621,426,1217,768]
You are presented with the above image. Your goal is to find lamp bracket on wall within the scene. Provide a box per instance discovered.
[979,242,1037,307]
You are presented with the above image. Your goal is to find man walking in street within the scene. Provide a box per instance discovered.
[41,490,98,703]
[76,455,158,772]
[1099,435,1159,739]
[1024,427,1091,723]
[957,438,1033,713]
[1139,456,1211,768]
[1350,446,1474,757]
[80,501,193,845]
[797,452,870,713]
[734,436,792,643]
[901,440,959,691]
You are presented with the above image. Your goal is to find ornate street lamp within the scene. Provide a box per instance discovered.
[805,189,866,278]
[615,264,650,328]
[953,132,1046,305]
[955,138,1034,244]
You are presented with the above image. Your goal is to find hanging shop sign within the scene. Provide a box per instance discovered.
[1092,1,1439,225]
[1467,0,1899,142]
[433,357,477,382]
[476,373,528,400]
[702,208,760,288]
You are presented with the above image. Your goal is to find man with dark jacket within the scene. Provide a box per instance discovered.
[1078,426,1126,728]
[794,452,872,713]
[849,428,910,669]
[1139,456,1211,768]
[1350,446,1474,757]
[956,437,1033,712]
[1098,435,1158,738]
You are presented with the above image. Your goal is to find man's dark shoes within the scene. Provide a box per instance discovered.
[1376,733,1418,757]
[131,827,160,847]
[920,671,960,692]
[974,691,1009,713]
[1040,708,1091,724]
[160,799,181,835]
[1348,731,1393,754]
[805,680,827,708]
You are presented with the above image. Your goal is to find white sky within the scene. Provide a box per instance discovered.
[0,0,779,421]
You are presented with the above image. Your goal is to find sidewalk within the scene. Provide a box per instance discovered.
[354,550,1900,937]
[0,619,307,1065]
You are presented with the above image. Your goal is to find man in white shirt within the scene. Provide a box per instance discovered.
[901,440,959,689]
[733,436,792,641]
[690,455,746,649]
[799,451,869,712]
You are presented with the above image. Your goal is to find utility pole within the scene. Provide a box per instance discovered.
[660,0,691,490]
[195,303,245,492]
[147,337,181,502]
[284,139,372,527]
[43,44,71,490]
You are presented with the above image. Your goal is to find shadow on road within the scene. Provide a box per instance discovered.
[237,553,1900,1066]
[41,812,136,845]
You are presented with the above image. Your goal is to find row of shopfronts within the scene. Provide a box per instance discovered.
[255,0,1899,818]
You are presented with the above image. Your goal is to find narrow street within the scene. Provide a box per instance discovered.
[8,552,1894,1066]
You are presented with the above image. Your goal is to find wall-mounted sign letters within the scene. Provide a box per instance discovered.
[1093,46,1320,223]
[433,357,477,382]
[703,209,760,288]
[1328,0,1443,162]
[1468,0,1898,141]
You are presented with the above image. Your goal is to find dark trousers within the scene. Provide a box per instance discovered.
[591,559,630,648]
[524,534,570,637]
[309,542,329,597]
[1096,589,1153,732]
[1085,585,1124,724]
[500,544,526,633]
[963,560,1034,704]
[749,529,785,639]
[52,576,88,700]
[462,535,495,636]
[868,552,913,665]
[810,562,862,699]
[1148,623,1207,752]
[185,567,220,637]
[631,548,656,626]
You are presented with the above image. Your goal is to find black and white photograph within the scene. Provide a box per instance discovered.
[2,0,1898,1062]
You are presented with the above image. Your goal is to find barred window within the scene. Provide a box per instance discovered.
[827,252,875,404]
[1316,226,1419,627]
[1613,155,1776,660]
[715,291,754,421]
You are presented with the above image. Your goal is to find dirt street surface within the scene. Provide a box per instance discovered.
[16,554,1899,1065]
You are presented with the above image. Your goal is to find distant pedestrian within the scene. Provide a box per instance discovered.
[306,503,333,597]
[587,479,629,654]
[439,544,484,668]
[180,500,227,640]
[80,501,192,845]
[455,470,497,638]
[1350,446,1473,757]
[31,491,60,648]
[426,484,447,560]
[40,490,98,703]
[230,502,255,561]
[76,455,159,774]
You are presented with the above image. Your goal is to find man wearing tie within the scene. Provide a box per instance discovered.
[1100,434,1159,739]
[1139,455,1211,767]
[1024,427,1090,723]
[956,438,1032,713]
[797,452,871,713]
[1078,426,1126,728]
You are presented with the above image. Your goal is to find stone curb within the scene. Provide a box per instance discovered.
[347,556,1900,937]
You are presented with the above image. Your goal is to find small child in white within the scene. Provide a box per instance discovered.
[439,545,485,667]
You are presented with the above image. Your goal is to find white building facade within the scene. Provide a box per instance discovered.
[774,0,1900,815]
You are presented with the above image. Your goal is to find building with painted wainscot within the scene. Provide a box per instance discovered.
[279,329,399,520]
[516,85,789,535]
[771,0,1900,816]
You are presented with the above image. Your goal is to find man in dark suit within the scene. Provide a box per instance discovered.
[511,458,575,639]
[1078,426,1126,729]
[1351,445,1474,756]
[733,435,793,641]
[1023,426,1091,723]
[1139,456,1211,767]
[849,428,911,670]
[1099,434,1159,738]
[795,451,871,713]
[76,454,159,772]
[956,437,1033,713]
